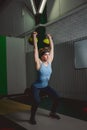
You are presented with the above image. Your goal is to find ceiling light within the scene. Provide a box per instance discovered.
[30,0,37,15]
[38,0,47,14]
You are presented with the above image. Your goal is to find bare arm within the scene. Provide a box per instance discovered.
[47,34,54,63]
[33,32,40,70]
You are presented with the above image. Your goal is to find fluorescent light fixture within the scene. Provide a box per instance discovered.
[38,0,47,14]
[30,0,37,15]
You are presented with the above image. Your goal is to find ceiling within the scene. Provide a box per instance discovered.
[0,0,87,23]
[0,0,12,12]
[0,0,87,18]
[0,0,87,38]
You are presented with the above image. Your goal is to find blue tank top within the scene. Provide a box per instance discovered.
[33,62,52,88]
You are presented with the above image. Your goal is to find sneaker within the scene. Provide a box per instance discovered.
[29,118,37,125]
[49,113,61,120]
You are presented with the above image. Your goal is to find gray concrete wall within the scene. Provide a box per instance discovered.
[51,43,87,100]
[6,37,26,95]
[0,0,35,36]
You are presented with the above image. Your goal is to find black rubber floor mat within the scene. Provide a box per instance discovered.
[0,115,26,130]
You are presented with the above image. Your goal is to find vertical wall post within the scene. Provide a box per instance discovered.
[0,36,7,95]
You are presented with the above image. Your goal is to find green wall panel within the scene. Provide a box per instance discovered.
[0,36,7,95]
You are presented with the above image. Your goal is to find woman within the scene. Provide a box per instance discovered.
[29,32,60,125]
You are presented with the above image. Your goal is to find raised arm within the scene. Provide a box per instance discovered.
[47,34,54,62]
[33,32,40,70]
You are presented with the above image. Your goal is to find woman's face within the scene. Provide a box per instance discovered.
[41,52,50,62]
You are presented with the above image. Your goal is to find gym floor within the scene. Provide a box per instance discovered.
[0,96,87,130]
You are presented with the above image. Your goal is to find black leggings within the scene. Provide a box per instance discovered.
[30,86,60,119]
